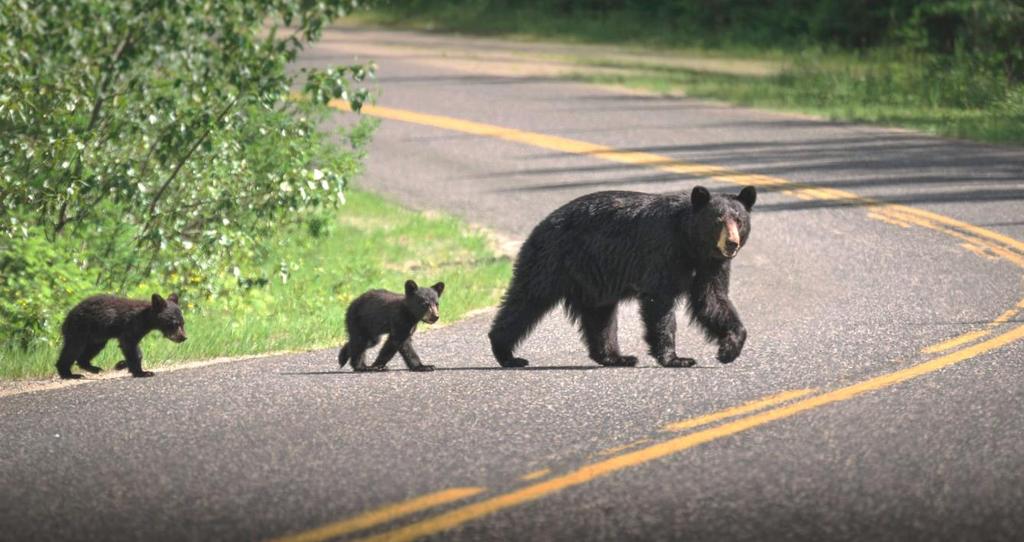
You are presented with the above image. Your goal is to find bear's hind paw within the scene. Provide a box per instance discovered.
[409,365,435,372]
[497,357,529,368]
[595,355,639,367]
[657,356,697,368]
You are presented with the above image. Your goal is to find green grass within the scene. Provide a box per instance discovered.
[0,189,512,379]
[567,55,1024,145]
[355,8,1024,145]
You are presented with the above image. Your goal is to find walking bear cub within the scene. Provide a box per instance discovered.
[339,280,445,372]
[489,185,756,368]
[55,293,187,379]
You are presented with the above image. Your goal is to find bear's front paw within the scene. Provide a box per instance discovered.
[81,365,102,374]
[657,355,697,368]
[356,365,388,372]
[130,370,155,378]
[498,357,529,368]
[58,372,83,380]
[717,328,747,364]
[410,365,435,372]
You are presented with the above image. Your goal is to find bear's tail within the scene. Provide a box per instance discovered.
[338,343,350,368]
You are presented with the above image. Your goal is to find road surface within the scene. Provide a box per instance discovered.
[2,27,1023,542]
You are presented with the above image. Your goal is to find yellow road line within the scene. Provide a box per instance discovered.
[519,468,552,481]
[662,388,817,432]
[314,101,1024,541]
[922,305,1024,354]
[269,487,484,542]
[596,438,652,456]
[355,322,1024,542]
[331,100,1024,266]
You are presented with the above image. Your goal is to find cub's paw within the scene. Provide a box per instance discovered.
[657,356,697,368]
[717,329,747,364]
[498,357,529,368]
[595,355,639,367]
[410,365,435,372]
[81,365,102,374]
[130,371,155,378]
[114,360,129,371]
[58,372,83,380]
[355,365,388,372]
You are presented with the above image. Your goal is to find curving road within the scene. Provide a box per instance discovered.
[2,27,1023,542]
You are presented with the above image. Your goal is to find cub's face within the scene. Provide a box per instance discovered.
[151,293,187,342]
[403,280,446,324]
[690,185,756,261]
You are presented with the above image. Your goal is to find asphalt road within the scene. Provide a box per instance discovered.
[2,28,1023,542]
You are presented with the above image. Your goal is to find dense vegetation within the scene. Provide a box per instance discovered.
[0,1,376,352]
[374,0,1024,143]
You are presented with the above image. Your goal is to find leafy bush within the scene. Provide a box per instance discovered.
[0,0,375,347]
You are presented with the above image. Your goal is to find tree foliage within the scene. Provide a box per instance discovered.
[0,0,375,346]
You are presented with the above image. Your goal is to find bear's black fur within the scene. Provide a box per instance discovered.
[55,293,187,379]
[489,185,756,368]
[338,280,445,372]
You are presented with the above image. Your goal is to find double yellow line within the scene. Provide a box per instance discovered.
[269,101,1024,542]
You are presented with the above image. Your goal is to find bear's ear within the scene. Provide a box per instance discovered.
[431,282,445,297]
[737,186,757,211]
[151,293,167,311]
[405,279,419,296]
[167,293,179,305]
[691,186,711,210]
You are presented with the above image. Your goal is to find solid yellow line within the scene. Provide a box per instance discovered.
[596,438,652,456]
[921,305,1024,354]
[334,100,1024,260]
[269,487,484,542]
[354,323,1024,542]
[662,388,817,432]
[519,468,552,481]
[921,330,992,354]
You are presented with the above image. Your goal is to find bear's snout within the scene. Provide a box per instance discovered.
[717,219,742,258]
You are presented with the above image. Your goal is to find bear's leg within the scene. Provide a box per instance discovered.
[55,340,85,379]
[689,267,747,363]
[579,304,637,367]
[338,342,350,368]
[76,341,106,374]
[369,332,408,371]
[118,339,154,377]
[347,335,374,372]
[489,294,557,368]
[640,296,696,368]
[399,340,434,372]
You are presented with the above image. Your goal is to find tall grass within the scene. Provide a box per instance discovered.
[0,190,512,379]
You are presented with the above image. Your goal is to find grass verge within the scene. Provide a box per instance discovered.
[355,9,1024,145]
[0,189,512,380]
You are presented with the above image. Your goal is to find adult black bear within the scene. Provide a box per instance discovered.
[55,293,187,379]
[489,185,756,368]
[338,280,445,372]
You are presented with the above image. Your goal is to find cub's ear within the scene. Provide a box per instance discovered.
[691,186,711,210]
[431,282,445,297]
[151,293,167,311]
[738,186,757,211]
[167,293,179,305]
[405,279,419,296]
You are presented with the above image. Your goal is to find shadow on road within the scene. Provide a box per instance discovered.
[280,364,720,376]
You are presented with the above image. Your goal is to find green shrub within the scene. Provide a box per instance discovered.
[0,0,376,347]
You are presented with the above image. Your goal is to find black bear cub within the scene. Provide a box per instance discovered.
[339,280,445,372]
[489,185,756,368]
[55,293,187,379]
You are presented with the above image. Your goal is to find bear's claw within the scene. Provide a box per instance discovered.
[498,357,529,368]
